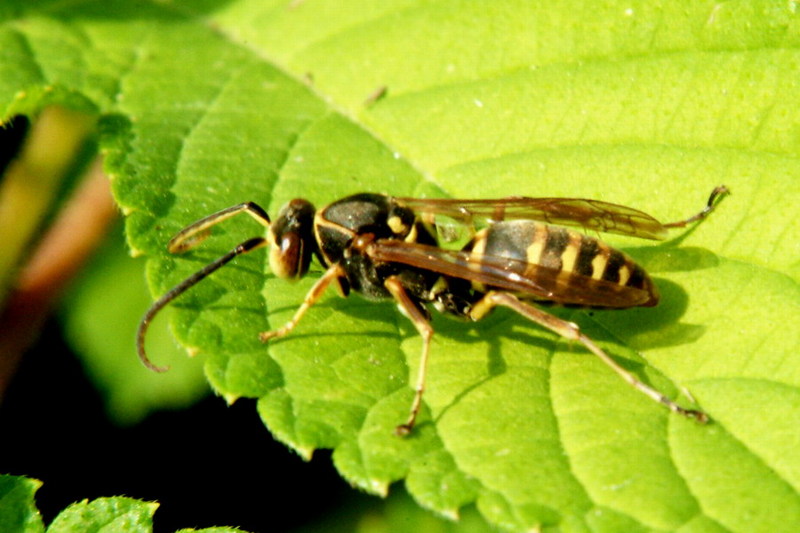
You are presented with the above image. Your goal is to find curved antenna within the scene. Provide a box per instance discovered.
[168,202,271,253]
[137,237,268,372]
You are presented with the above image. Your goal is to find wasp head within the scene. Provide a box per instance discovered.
[268,198,317,280]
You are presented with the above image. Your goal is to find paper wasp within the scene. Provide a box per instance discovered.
[137,185,728,435]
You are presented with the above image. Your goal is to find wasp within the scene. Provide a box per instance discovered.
[137,185,728,435]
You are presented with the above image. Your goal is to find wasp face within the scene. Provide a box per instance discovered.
[268,198,317,280]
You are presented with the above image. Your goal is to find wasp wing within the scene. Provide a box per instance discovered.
[368,240,652,308]
[398,197,668,240]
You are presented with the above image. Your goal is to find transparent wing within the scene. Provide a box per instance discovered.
[398,196,668,240]
[368,240,651,308]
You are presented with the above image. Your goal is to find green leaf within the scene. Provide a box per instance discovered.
[176,529,246,533]
[0,474,44,533]
[0,475,246,533]
[3,1,799,531]
[47,497,156,533]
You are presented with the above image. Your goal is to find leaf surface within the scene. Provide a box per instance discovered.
[47,497,156,533]
[2,1,799,531]
[0,475,246,533]
[0,475,43,533]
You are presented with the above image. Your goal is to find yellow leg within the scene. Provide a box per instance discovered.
[384,276,434,436]
[258,264,344,342]
[662,185,729,229]
[470,291,708,422]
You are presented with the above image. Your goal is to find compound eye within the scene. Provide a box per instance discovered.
[270,231,304,279]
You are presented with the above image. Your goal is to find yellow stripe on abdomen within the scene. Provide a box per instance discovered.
[525,223,549,266]
[559,232,583,274]
[590,248,610,280]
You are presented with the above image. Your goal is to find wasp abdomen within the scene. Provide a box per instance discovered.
[467,221,657,308]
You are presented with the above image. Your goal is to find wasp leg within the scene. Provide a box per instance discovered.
[469,291,709,423]
[169,202,271,253]
[138,237,269,372]
[662,185,729,229]
[258,264,345,342]
[384,276,434,437]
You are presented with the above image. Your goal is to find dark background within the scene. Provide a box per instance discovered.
[0,318,377,532]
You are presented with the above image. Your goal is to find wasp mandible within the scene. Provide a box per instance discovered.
[138,186,729,435]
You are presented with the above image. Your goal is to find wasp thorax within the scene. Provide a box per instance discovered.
[268,198,317,280]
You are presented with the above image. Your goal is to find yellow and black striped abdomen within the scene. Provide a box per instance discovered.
[466,220,658,308]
